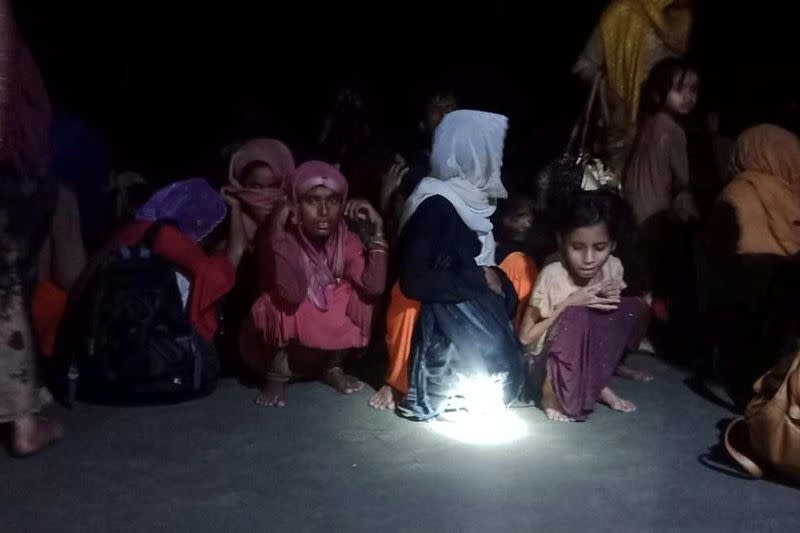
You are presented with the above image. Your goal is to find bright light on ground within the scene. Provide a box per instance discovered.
[428,409,529,445]
[427,373,529,445]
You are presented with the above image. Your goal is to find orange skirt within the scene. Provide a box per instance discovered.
[384,252,538,394]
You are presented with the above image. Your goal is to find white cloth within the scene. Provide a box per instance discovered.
[400,110,509,267]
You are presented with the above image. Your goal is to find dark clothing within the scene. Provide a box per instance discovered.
[396,196,524,420]
[398,196,488,303]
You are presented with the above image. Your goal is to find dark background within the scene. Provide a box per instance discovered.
[13,0,800,180]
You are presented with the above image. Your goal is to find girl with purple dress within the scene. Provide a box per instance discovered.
[519,190,649,422]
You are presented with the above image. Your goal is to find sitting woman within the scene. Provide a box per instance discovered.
[493,194,539,329]
[74,178,246,345]
[225,138,296,247]
[220,139,295,358]
[369,187,536,412]
[370,110,524,420]
[705,125,800,408]
[519,189,648,422]
[240,161,387,407]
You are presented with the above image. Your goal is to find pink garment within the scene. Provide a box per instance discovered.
[278,161,350,312]
[252,161,387,348]
[227,138,295,242]
[0,0,51,175]
[251,230,387,349]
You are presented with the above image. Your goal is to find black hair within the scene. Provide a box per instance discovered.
[639,57,698,119]
[493,194,534,226]
[556,188,622,242]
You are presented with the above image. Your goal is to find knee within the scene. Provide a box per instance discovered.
[619,297,649,319]
[557,305,593,331]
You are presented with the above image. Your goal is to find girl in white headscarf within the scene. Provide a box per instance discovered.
[368,110,525,419]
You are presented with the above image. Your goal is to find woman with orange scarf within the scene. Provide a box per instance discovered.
[706,125,800,409]
[573,0,693,173]
[718,125,800,257]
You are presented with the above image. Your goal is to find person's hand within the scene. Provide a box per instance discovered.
[268,203,295,236]
[483,267,504,296]
[381,156,409,194]
[345,198,384,236]
[221,186,241,209]
[597,279,623,300]
[563,283,620,312]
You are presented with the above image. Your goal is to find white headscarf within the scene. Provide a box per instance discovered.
[399,110,508,266]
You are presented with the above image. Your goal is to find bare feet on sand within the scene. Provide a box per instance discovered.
[615,364,654,383]
[322,367,364,395]
[255,379,287,407]
[12,411,64,457]
[599,387,637,413]
[368,385,396,410]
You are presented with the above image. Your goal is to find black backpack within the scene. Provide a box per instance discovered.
[76,221,219,402]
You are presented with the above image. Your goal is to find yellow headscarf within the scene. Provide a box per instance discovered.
[601,0,692,123]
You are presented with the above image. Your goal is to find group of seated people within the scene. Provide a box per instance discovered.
[54,109,654,426]
[4,64,800,457]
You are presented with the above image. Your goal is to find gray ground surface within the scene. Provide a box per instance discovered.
[2,354,798,533]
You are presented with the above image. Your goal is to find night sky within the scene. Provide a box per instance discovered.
[13,0,800,178]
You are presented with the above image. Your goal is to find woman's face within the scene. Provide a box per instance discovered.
[297,185,344,240]
[242,163,281,190]
[501,206,534,242]
[559,222,614,282]
[666,70,699,116]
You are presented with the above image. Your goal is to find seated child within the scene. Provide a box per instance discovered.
[240,161,387,407]
[519,189,648,422]
[493,194,539,329]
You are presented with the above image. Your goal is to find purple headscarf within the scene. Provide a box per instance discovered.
[136,178,226,242]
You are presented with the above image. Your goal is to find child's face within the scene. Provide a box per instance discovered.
[242,164,281,190]
[297,185,344,241]
[666,70,699,116]
[559,222,614,282]
[501,206,533,242]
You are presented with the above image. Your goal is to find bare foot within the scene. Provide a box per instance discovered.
[599,387,637,413]
[323,367,364,395]
[638,337,655,354]
[254,379,287,407]
[12,412,64,457]
[540,376,574,422]
[544,407,575,422]
[368,385,396,410]
[615,364,654,383]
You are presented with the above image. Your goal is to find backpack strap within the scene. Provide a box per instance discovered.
[724,417,764,479]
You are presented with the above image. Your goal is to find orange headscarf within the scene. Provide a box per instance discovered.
[600,0,692,123]
[721,125,800,256]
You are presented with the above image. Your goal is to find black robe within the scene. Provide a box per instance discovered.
[395,195,524,420]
